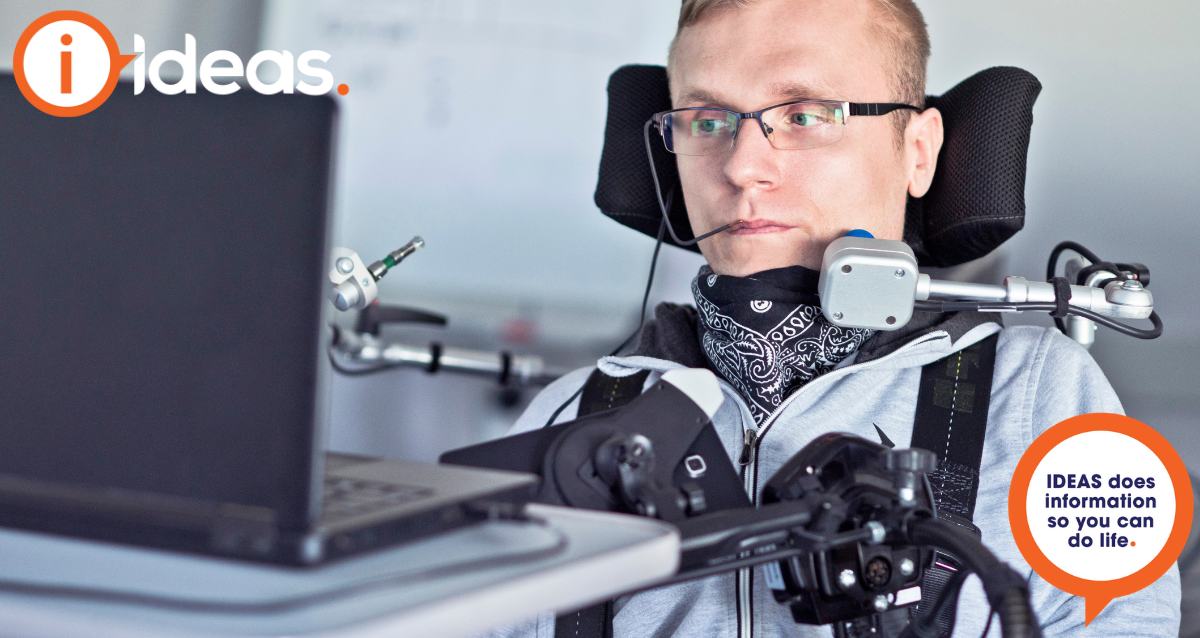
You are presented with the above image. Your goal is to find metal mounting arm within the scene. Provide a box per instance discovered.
[817,234,1158,347]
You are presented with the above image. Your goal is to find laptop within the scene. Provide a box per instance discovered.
[0,74,536,566]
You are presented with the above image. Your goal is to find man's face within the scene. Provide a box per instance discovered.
[671,0,926,276]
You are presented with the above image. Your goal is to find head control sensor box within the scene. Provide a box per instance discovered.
[819,236,919,331]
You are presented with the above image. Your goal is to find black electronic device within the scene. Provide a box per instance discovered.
[442,369,752,522]
[0,74,536,566]
[446,367,1040,638]
[685,432,1039,638]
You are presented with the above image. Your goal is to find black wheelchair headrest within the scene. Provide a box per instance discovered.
[594,66,1042,267]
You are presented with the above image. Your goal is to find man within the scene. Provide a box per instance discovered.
[497,0,1180,636]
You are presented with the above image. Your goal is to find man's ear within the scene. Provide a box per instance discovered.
[905,107,944,198]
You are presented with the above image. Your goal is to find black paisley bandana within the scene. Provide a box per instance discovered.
[693,264,874,425]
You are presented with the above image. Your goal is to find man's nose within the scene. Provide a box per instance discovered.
[723,117,780,191]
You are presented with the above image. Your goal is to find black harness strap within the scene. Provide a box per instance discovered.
[909,332,999,637]
[553,369,648,638]
[911,333,997,529]
[577,368,651,417]
[555,599,615,638]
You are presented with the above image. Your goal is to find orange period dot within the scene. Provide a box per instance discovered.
[1130,541,1136,546]
[336,84,349,96]
[61,33,72,45]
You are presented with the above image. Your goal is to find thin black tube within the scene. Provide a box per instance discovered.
[1046,241,1103,281]
[544,207,670,429]
[1075,262,1128,286]
[1046,241,1105,334]
[609,216,667,357]
[542,384,585,429]
[643,119,740,246]
[913,301,1162,340]
[1067,307,1162,339]
[979,609,996,638]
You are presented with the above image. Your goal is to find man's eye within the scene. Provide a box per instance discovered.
[790,113,824,126]
[691,119,727,136]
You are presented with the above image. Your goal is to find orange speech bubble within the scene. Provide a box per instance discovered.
[1009,413,1192,626]
[12,11,137,117]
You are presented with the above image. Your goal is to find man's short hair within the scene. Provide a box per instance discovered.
[668,0,931,141]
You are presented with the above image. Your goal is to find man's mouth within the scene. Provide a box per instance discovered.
[726,219,793,235]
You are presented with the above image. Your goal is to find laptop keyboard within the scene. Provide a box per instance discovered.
[321,477,436,521]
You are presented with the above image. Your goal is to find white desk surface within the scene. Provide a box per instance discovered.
[0,504,679,638]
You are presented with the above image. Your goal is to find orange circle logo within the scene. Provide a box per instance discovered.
[12,11,137,117]
[1009,413,1192,625]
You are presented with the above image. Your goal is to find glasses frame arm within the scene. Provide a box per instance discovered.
[846,102,922,119]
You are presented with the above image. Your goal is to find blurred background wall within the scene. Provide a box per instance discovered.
[1,0,1196,468]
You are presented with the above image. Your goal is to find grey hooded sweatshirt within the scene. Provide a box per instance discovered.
[489,305,1181,638]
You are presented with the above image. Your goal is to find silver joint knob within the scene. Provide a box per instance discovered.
[873,594,889,613]
[899,558,915,576]
[367,261,388,281]
[838,568,856,589]
[332,280,361,312]
[865,521,886,545]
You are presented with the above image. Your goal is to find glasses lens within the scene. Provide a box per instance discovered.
[663,110,739,156]
[763,102,844,150]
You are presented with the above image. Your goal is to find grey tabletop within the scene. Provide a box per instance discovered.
[0,504,679,638]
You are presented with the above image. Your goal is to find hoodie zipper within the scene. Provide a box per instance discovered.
[730,331,950,638]
[737,427,757,638]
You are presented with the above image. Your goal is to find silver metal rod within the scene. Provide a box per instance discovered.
[332,328,566,385]
[925,280,1008,302]
[389,236,425,263]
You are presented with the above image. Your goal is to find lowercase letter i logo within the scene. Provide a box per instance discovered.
[13,11,136,117]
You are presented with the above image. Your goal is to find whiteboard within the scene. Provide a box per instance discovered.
[262,0,698,344]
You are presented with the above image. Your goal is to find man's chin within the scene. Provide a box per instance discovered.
[704,234,821,277]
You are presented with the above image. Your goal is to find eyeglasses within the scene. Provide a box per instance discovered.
[652,100,920,156]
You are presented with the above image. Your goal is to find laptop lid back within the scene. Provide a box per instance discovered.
[0,75,335,531]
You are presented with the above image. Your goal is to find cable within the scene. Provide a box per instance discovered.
[1046,241,1103,282]
[544,120,737,425]
[1075,262,1128,286]
[1044,241,1142,335]
[979,608,996,638]
[0,515,569,615]
[642,120,741,246]
[913,301,1163,340]
[609,216,668,357]
[1066,306,1162,340]
[543,384,586,429]
[541,216,670,429]
[1047,241,1103,333]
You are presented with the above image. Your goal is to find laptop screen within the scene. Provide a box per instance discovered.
[0,75,335,530]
